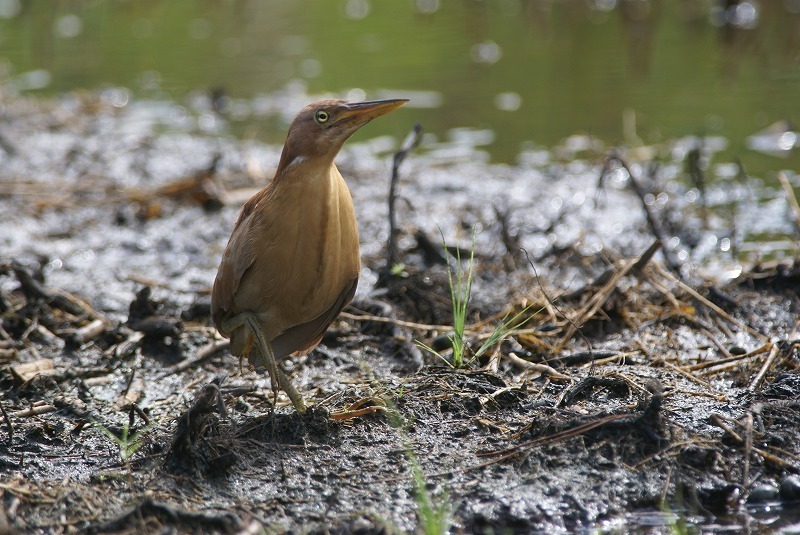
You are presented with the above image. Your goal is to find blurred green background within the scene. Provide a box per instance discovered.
[0,0,798,174]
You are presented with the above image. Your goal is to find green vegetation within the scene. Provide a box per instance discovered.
[385,401,451,535]
[443,231,474,368]
[410,453,450,535]
[419,231,533,369]
[93,420,149,463]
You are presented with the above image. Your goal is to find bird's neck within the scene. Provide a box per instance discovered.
[275,149,337,181]
[272,151,341,191]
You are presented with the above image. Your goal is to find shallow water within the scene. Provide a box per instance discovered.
[0,0,798,174]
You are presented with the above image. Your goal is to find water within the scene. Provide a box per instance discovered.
[0,1,798,172]
[0,0,798,261]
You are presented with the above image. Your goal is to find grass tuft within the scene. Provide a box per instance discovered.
[93,420,149,463]
[410,455,450,535]
[419,229,534,368]
[444,230,474,368]
[385,401,450,535]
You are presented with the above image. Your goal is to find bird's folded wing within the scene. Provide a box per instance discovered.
[211,196,264,335]
[268,277,358,362]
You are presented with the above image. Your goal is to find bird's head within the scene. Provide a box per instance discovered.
[277,98,408,172]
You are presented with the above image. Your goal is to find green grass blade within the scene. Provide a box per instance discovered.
[472,305,537,362]
[415,340,453,368]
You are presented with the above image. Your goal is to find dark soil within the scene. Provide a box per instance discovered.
[1,91,800,533]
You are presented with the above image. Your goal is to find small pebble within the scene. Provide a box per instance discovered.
[747,484,780,503]
[780,475,800,502]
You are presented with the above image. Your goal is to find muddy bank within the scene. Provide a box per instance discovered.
[1,90,799,533]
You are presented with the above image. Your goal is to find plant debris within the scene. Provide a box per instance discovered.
[1,91,799,533]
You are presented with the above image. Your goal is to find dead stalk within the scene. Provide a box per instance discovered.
[778,171,800,231]
[503,352,572,381]
[747,342,781,393]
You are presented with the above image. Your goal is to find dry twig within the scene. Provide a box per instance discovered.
[503,352,572,381]
[385,123,423,272]
[557,240,660,350]
[12,404,57,418]
[747,342,781,393]
[653,262,768,342]
[166,339,231,375]
[710,413,799,471]
[778,171,800,232]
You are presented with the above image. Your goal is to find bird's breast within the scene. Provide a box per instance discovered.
[249,163,359,331]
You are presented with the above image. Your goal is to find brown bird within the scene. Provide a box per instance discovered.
[211,98,408,412]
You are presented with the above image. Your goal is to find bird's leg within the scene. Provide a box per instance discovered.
[223,312,280,405]
[256,341,281,414]
[274,365,307,413]
[222,312,306,413]
[243,318,281,411]
[242,315,307,413]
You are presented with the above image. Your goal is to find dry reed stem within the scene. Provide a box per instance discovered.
[556,258,635,350]
[515,333,555,355]
[341,311,456,333]
[747,342,781,393]
[653,263,768,342]
[556,241,660,351]
[778,171,800,231]
[582,351,638,366]
[700,328,735,360]
[711,413,799,471]
[503,352,572,381]
[70,318,107,345]
[12,404,57,418]
[658,358,711,389]
[0,481,42,498]
[697,359,761,378]
[688,343,771,372]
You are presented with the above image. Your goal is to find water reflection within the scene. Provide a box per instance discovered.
[0,1,797,183]
[747,120,800,157]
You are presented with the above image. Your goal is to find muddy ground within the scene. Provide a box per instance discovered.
[1,90,800,533]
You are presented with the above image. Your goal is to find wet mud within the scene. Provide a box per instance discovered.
[1,91,800,533]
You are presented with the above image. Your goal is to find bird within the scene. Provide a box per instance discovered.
[211,98,408,413]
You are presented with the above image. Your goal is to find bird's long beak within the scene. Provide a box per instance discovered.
[336,99,409,128]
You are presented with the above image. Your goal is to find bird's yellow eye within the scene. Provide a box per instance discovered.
[315,110,330,124]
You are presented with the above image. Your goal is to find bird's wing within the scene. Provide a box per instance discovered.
[268,276,358,361]
[210,190,267,335]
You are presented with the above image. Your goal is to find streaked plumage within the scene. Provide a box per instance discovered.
[211,98,407,412]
